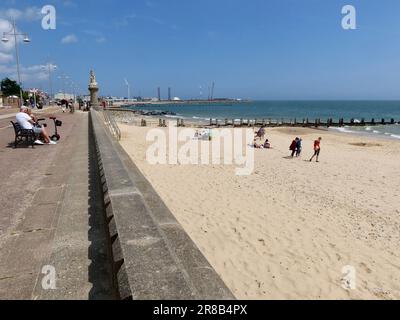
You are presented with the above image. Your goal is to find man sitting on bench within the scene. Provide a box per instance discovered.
[16,106,56,145]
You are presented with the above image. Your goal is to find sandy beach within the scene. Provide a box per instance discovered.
[118,121,400,300]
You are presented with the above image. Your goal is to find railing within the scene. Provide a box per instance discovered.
[102,109,121,141]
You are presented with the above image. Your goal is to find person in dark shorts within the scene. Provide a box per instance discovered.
[310,137,322,162]
[289,138,298,157]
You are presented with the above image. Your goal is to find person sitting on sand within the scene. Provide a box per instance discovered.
[253,140,263,149]
[253,138,271,149]
[296,138,302,157]
[289,138,298,157]
[310,137,322,162]
[16,106,56,145]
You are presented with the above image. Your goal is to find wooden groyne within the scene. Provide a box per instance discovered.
[105,108,399,128]
[207,118,399,128]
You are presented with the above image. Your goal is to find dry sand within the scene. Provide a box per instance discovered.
[118,122,400,300]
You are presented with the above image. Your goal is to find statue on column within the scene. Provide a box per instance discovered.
[90,69,97,85]
[88,68,99,108]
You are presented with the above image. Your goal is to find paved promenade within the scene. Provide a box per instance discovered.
[0,111,114,299]
[0,108,233,300]
[0,107,18,117]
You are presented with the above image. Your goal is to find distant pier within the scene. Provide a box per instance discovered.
[114,99,248,109]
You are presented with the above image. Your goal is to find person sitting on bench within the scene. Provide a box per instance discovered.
[16,106,56,145]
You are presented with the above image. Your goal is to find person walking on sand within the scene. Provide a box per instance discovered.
[255,126,266,141]
[289,138,298,157]
[310,137,322,162]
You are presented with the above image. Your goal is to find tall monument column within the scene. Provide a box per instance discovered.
[88,69,99,107]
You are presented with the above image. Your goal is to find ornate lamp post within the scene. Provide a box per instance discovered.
[1,19,31,104]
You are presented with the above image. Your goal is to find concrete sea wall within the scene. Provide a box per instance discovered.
[90,110,235,300]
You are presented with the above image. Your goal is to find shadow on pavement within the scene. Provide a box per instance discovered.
[88,115,116,300]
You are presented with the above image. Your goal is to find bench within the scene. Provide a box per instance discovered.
[10,121,36,148]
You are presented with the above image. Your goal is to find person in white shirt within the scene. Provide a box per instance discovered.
[15,106,56,145]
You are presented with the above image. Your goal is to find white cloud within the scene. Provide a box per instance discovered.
[116,13,166,28]
[0,52,13,63]
[0,64,14,73]
[0,18,17,52]
[23,7,42,21]
[0,63,50,83]
[61,34,78,44]
[62,1,77,8]
[0,6,42,21]
[115,12,137,28]
[95,37,106,44]
[0,8,49,86]
[149,17,164,25]
[145,1,156,8]
[83,30,106,44]
[22,65,49,81]
[0,17,35,53]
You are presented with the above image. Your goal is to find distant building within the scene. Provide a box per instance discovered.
[54,93,75,100]
[104,97,138,104]
[4,96,20,108]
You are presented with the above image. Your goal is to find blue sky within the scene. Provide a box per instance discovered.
[1,0,400,99]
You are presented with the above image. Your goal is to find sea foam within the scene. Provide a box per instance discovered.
[331,127,355,134]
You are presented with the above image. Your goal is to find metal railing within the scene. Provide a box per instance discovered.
[102,109,121,141]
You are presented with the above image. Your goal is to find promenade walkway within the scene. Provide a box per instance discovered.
[0,111,114,299]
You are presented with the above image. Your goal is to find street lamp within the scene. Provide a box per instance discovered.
[41,63,57,103]
[57,74,69,99]
[68,80,76,102]
[74,84,80,102]
[1,19,31,104]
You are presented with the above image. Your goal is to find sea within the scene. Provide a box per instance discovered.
[125,100,400,140]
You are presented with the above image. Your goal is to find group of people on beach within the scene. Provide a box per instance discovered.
[289,137,303,158]
[253,127,271,149]
[290,136,322,162]
[253,126,322,161]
